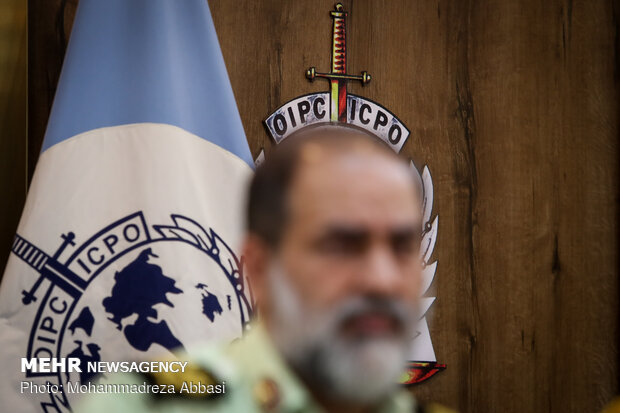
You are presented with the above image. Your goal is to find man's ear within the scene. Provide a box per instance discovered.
[242,234,272,307]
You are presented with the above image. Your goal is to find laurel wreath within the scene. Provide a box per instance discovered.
[153,215,254,329]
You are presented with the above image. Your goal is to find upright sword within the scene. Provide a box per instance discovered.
[306,3,371,123]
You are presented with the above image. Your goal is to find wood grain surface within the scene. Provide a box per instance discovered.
[11,0,620,411]
[0,0,27,282]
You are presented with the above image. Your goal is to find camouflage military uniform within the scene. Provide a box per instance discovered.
[77,324,452,413]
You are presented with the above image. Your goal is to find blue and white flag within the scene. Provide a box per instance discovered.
[0,1,254,411]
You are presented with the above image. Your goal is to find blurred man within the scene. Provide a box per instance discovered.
[78,127,450,413]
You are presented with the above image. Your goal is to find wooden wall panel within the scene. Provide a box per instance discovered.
[22,1,619,412]
[0,0,27,278]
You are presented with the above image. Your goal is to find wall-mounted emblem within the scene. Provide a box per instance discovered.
[262,3,444,384]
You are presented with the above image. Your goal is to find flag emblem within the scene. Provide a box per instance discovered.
[13,212,252,411]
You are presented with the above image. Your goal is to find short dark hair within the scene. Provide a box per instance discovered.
[246,126,403,247]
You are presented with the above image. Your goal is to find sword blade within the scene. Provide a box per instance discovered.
[338,80,347,122]
[330,79,340,122]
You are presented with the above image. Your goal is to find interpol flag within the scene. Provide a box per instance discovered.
[0,1,254,411]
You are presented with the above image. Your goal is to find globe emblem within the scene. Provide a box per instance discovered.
[62,240,244,385]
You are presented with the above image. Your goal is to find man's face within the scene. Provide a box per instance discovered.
[277,143,423,338]
[246,138,424,404]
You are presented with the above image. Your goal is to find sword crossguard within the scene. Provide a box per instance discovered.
[22,275,44,305]
[53,232,76,259]
[306,67,371,85]
[22,289,38,305]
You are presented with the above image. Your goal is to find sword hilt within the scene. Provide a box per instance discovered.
[12,235,51,304]
[12,233,83,305]
[331,3,347,74]
[12,234,50,272]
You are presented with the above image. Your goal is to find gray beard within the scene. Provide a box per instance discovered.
[266,263,416,405]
